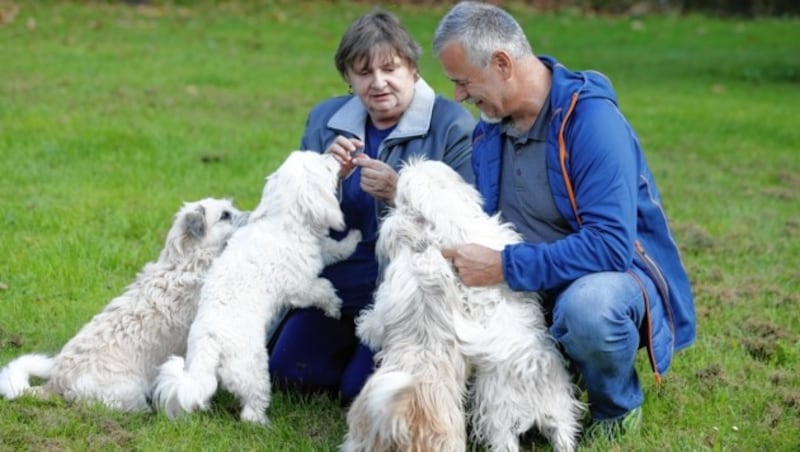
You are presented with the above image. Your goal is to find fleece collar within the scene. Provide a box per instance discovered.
[326,78,436,142]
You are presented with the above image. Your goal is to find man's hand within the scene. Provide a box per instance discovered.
[353,154,398,204]
[441,244,504,287]
[325,135,364,178]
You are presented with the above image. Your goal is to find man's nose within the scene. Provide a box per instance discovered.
[453,84,469,102]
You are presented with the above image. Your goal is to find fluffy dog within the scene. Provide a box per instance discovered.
[344,159,584,452]
[344,245,469,452]
[0,198,246,412]
[152,150,360,426]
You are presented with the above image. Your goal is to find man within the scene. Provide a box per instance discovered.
[434,1,695,440]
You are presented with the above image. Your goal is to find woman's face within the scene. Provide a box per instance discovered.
[346,49,417,129]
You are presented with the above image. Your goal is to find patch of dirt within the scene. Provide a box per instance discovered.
[769,370,794,386]
[781,390,800,412]
[776,170,800,188]
[673,222,715,255]
[694,284,743,310]
[762,187,798,201]
[0,327,24,349]
[86,418,135,450]
[694,363,726,391]
[763,402,784,428]
[741,319,795,363]
[694,304,713,321]
[763,170,800,201]
[785,217,800,238]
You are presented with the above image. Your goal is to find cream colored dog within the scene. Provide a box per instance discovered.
[0,198,246,411]
[344,159,584,452]
[152,151,360,425]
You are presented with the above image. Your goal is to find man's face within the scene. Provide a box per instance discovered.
[438,41,505,123]
[346,49,417,129]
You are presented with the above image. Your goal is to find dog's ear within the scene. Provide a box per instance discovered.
[300,185,345,232]
[183,205,207,240]
[161,203,208,264]
[292,153,345,232]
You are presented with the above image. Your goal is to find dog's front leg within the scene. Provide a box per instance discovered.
[354,307,384,350]
[321,229,361,266]
[289,277,342,319]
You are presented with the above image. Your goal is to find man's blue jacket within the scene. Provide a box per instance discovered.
[472,56,696,378]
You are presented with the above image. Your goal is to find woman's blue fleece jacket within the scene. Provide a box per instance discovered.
[472,56,696,377]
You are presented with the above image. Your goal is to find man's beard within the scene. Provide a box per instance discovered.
[466,96,503,124]
[480,112,503,124]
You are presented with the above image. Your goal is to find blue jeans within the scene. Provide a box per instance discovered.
[547,270,653,421]
[268,308,375,404]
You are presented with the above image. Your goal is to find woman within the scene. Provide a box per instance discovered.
[268,9,475,404]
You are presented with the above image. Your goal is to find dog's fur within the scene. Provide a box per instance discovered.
[0,198,246,412]
[152,150,360,425]
[345,245,470,452]
[343,159,584,452]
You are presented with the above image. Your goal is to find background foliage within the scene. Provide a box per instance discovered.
[0,1,798,451]
[353,0,800,16]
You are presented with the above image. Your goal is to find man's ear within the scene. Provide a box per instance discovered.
[492,50,514,80]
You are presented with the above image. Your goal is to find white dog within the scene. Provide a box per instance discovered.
[152,150,360,426]
[344,245,469,452]
[0,198,246,412]
[344,159,584,452]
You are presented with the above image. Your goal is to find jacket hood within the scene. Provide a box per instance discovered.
[540,55,618,110]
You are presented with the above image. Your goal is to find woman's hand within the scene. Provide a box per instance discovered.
[326,135,364,178]
[353,154,398,205]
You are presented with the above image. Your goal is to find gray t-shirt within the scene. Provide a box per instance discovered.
[498,96,571,244]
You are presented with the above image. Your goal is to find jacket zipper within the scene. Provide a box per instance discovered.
[635,240,675,338]
[627,270,662,386]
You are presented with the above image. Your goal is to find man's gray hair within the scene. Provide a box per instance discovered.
[433,1,532,68]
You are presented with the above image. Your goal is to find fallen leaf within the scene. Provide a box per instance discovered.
[0,3,19,26]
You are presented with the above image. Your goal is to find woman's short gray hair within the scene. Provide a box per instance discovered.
[335,9,421,79]
[433,1,532,68]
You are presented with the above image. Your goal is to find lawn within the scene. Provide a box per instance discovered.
[0,1,798,451]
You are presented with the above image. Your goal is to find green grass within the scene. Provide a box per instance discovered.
[1,1,798,451]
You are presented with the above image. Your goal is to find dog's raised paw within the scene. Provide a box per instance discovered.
[344,228,362,245]
[323,304,342,320]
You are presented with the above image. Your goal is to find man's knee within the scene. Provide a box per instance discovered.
[551,272,644,347]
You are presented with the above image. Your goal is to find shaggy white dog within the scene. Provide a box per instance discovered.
[0,198,246,412]
[152,150,360,426]
[345,244,469,452]
[343,159,584,452]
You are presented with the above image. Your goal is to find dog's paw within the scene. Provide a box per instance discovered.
[322,296,343,319]
[355,310,383,350]
[323,307,342,320]
[321,230,363,266]
[343,229,362,248]
[241,406,270,426]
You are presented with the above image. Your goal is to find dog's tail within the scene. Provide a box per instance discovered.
[152,355,218,419]
[364,371,415,423]
[0,354,55,399]
[344,370,415,450]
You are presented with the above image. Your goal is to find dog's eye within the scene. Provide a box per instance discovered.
[220,211,232,221]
